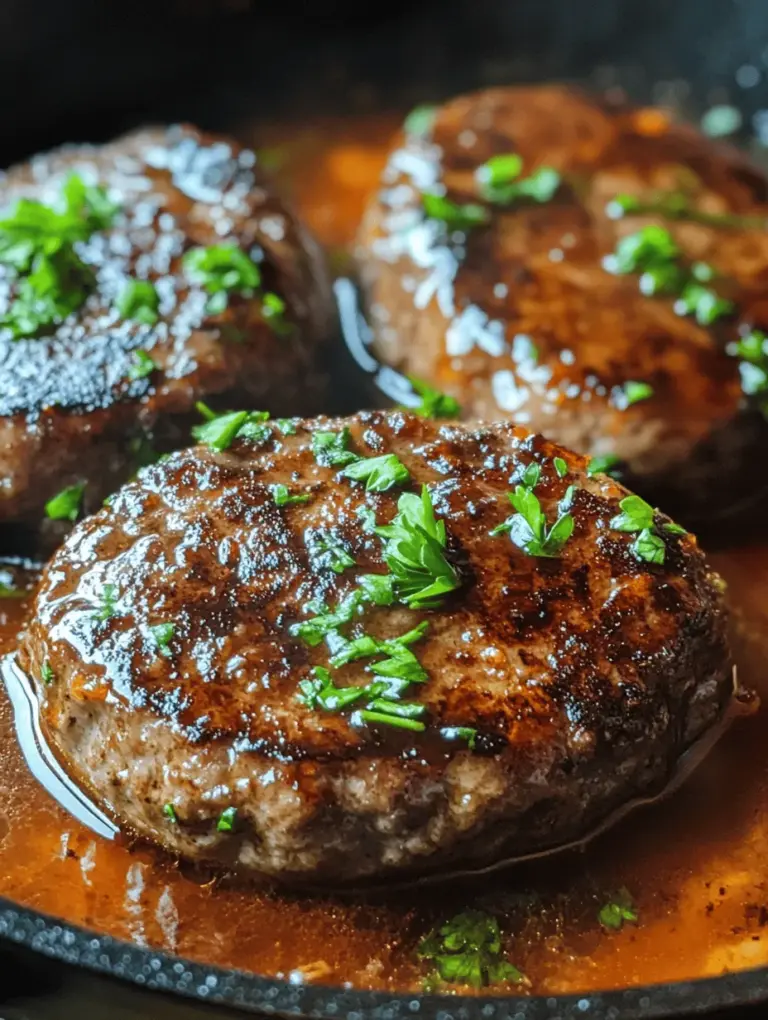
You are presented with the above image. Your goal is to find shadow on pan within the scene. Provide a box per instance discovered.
[3,0,768,1017]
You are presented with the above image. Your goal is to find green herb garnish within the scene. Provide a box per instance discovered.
[271,483,311,507]
[311,428,359,467]
[376,486,460,608]
[163,803,178,823]
[729,329,768,412]
[418,911,524,989]
[422,193,490,229]
[41,661,55,685]
[663,521,687,536]
[404,105,437,138]
[310,535,356,574]
[356,506,377,533]
[275,418,298,435]
[117,279,160,325]
[262,291,291,334]
[587,454,622,477]
[216,807,237,833]
[127,349,157,380]
[598,890,638,931]
[622,380,654,406]
[192,404,270,451]
[520,462,541,489]
[475,154,561,206]
[290,591,365,647]
[406,375,461,419]
[298,666,368,712]
[95,583,118,622]
[330,620,429,668]
[183,244,261,314]
[631,528,666,565]
[45,482,85,522]
[151,623,175,656]
[357,708,426,732]
[607,191,765,231]
[610,495,672,565]
[440,726,478,750]
[342,453,411,493]
[553,457,568,479]
[492,486,574,558]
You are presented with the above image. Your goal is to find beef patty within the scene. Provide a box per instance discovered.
[16,410,733,884]
[0,125,333,552]
[356,86,768,524]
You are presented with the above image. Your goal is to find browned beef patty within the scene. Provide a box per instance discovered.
[16,411,733,884]
[0,125,333,552]
[356,86,768,524]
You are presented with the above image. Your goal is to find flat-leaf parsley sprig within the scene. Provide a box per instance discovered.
[418,911,525,989]
[492,461,575,558]
[610,494,686,565]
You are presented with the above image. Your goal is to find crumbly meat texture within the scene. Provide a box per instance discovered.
[356,85,768,523]
[0,124,334,551]
[17,411,733,884]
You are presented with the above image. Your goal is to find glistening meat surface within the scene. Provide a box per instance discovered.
[17,410,733,883]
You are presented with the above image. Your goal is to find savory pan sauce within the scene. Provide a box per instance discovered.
[2,115,768,997]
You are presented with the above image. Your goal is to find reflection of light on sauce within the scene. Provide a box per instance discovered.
[1,654,118,842]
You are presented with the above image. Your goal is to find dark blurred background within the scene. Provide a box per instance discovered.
[2,0,768,165]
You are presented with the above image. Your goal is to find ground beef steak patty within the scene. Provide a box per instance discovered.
[357,86,768,523]
[17,411,733,884]
[0,125,333,552]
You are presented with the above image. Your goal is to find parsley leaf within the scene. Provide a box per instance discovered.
[610,495,654,532]
[356,506,377,533]
[216,807,237,833]
[41,661,55,685]
[553,457,568,479]
[275,418,298,435]
[357,708,426,732]
[310,535,356,574]
[95,583,118,622]
[492,485,574,558]
[418,911,524,989]
[312,428,359,467]
[607,191,765,231]
[163,803,178,823]
[622,380,654,406]
[128,349,157,380]
[422,193,490,229]
[45,482,85,522]
[440,726,478,750]
[587,454,622,477]
[118,279,160,325]
[342,453,411,493]
[330,620,429,668]
[192,404,270,451]
[357,572,395,605]
[406,375,461,419]
[262,291,291,334]
[298,666,368,711]
[150,623,175,656]
[376,486,460,608]
[271,483,311,507]
[598,889,638,931]
[183,244,261,314]
[476,154,560,206]
[290,591,365,647]
[631,527,666,565]
[404,105,437,138]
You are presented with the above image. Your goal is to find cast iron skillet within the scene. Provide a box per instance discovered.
[3,2,768,1016]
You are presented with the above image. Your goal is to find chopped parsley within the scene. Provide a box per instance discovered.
[163,803,178,823]
[357,572,395,605]
[475,153,561,206]
[311,428,359,467]
[357,708,426,732]
[553,457,568,479]
[41,661,55,685]
[520,462,541,489]
[310,535,356,574]
[182,244,261,314]
[729,329,768,413]
[216,807,237,833]
[275,418,297,435]
[587,453,622,477]
[422,193,490,229]
[127,349,157,380]
[406,375,461,419]
[342,453,410,493]
[440,726,478,749]
[622,380,654,406]
[298,666,368,712]
[418,911,524,989]
[631,528,666,565]
[610,495,673,565]
[95,583,118,622]
[663,521,687,536]
[403,104,437,138]
[376,486,460,608]
[192,403,271,451]
[598,890,638,931]
[150,623,175,656]
[290,591,365,647]
[356,505,377,533]
[330,620,429,668]
[607,191,765,231]
[271,483,311,507]
[492,485,574,558]
[117,279,160,325]
[262,291,291,334]
[45,482,85,522]
[0,173,118,339]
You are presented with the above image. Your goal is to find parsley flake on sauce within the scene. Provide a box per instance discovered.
[118,279,160,325]
[95,583,118,622]
[403,104,437,138]
[310,535,356,574]
[598,890,638,931]
[418,911,525,989]
[41,661,55,685]
[163,803,178,823]
[621,380,654,407]
[127,349,157,380]
[553,456,568,479]
[587,454,622,477]
[150,623,175,656]
[422,193,490,229]
[609,495,677,565]
[45,482,85,522]
[271,483,311,507]
[311,428,359,467]
[192,403,271,452]
[216,807,237,833]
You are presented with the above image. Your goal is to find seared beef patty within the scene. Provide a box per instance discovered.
[357,86,768,524]
[17,411,732,884]
[0,125,333,552]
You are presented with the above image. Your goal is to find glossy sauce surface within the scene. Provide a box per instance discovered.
[2,115,768,997]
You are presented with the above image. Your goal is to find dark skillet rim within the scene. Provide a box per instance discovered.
[2,897,768,1018]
